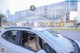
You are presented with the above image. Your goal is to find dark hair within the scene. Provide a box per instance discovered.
[30,36,35,40]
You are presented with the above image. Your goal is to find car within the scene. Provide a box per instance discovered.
[0,27,80,53]
[77,23,80,27]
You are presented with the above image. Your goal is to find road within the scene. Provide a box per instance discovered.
[55,30,80,42]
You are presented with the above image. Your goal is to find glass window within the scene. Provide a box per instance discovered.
[41,29,59,37]
[40,29,63,39]
[2,31,18,43]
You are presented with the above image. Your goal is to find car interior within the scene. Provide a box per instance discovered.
[20,31,57,53]
[21,31,42,51]
[2,31,16,43]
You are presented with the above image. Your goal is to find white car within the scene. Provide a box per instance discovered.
[0,27,80,53]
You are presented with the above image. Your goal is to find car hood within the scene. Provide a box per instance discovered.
[51,37,74,53]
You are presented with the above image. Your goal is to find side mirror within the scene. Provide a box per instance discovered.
[37,50,46,53]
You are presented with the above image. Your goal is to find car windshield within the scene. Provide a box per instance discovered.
[40,29,63,39]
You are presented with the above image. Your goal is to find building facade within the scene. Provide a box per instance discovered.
[15,1,77,27]
[0,10,1,14]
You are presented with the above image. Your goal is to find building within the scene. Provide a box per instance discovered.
[5,10,15,22]
[5,10,10,18]
[0,10,1,14]
[15,1,77,27]
[77,0,80,23]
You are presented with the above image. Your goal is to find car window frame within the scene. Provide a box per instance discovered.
[2,30,18,43]
[1,30,36,52]
[18,30,38,52]
[31,30,58,53]
[20,30,57,53]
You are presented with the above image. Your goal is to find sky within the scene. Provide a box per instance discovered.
[0,0,64,14]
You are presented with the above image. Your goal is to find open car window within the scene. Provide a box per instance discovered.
[19,31,57,53]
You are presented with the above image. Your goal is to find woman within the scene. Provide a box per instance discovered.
[24,35,41,51]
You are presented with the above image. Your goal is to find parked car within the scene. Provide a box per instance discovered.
[0,27,80,53]
[77,23,80,27]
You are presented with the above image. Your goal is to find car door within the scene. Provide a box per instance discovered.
[0,30,35,53]
[0,30,18,53]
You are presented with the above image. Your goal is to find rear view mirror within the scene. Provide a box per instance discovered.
[37,50,46,53]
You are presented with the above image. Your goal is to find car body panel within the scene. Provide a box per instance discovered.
[0,27,80,53]
[0,31,35,53]
[74,40,80,48]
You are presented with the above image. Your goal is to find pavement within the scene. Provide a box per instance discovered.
[55,30,80,42]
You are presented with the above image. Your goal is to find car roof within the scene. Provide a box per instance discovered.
[1,27,49,31]
[4,26,31,29]
[32,27,49,31]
